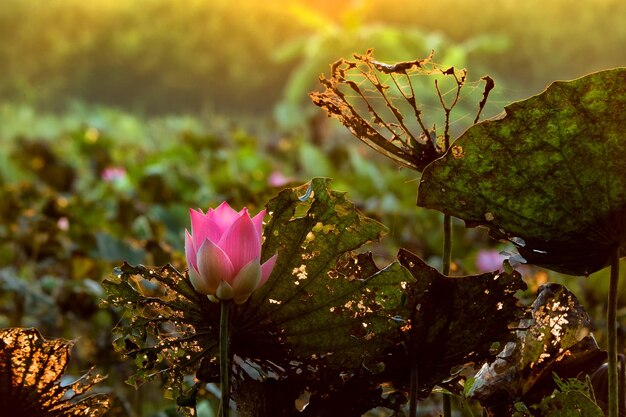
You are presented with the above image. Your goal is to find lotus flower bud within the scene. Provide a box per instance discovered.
[185,202,277,304]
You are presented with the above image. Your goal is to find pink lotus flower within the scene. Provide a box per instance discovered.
[185,202,277,304]
[476,249,505,272]
[101,166,127,182]
[267,171,293,188]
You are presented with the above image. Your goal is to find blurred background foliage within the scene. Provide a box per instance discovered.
[1,0,625,415]
[1,0,625,119]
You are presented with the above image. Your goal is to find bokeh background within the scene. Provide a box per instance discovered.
[1,0,625,415]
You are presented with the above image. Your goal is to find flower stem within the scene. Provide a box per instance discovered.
[409,366,418,417]
[442,214,452,276]
[220,301,232,417]
[608,246,620,417]
[442,214,452,417]
[410,214,453,417]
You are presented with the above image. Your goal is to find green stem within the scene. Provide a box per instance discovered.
[442,214,452,417]
[608,246,620,417]
[220,301,232,417]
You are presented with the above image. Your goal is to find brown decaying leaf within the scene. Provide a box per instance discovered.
[310,49,494,172]
[469,283,606,416]
[0,327,110,417]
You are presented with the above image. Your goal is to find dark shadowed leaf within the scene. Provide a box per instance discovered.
[0,327,110,417]
[102,261,212,396]
[237,248,526,415]
[587,356,626,417]
[469,284,606,415]
[392,249,526,398]
[417,68,626,275]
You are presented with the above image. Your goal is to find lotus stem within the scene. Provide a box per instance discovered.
[442,214,452,275]
[608,246,620,417]
[443,394,452,416]
[220,300,232,417]
[442,214,453,417]
[410,214,453,416]
[409,366,418,417]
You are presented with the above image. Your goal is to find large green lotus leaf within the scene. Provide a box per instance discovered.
[417,68,626,275]
[239,178,414,371]
[103,178,415,413]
